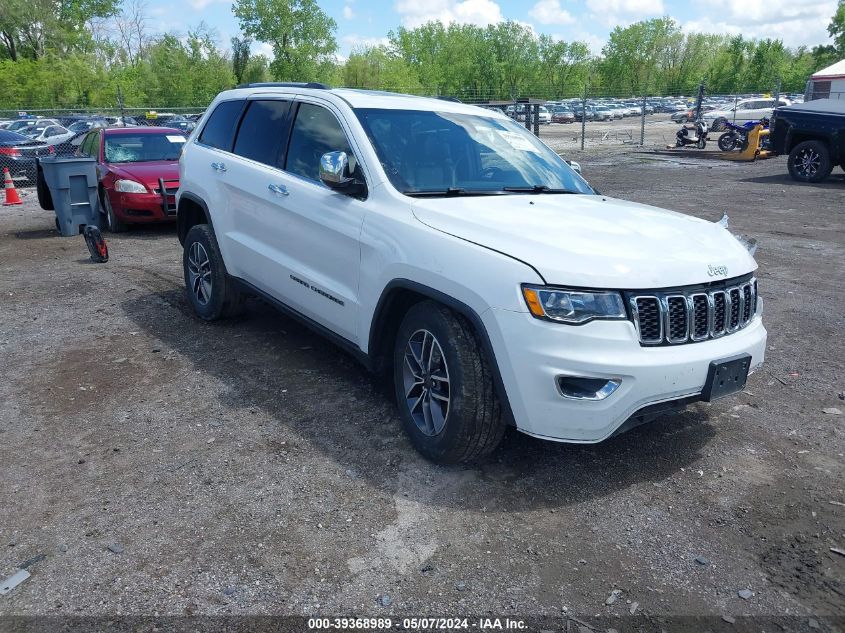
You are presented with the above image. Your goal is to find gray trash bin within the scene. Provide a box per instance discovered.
[39,156,100,237]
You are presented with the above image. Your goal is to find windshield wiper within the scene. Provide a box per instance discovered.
[501,185,579,194]
[403,187,504,198]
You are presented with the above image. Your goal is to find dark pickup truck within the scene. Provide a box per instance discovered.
[769,98,845,183]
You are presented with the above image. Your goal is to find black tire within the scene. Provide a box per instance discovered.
[696,137,707,150]
[101,189,128,233]
[788,140,832,183]
[182,224,245,321]
[718,132,738,152]
[36,166,54,211]
[392,301,505,464]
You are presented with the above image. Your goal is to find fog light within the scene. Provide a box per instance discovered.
[556,376,621,401]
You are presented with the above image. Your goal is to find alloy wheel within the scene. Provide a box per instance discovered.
[402,329,451,436]
[795,148,820,178]
[187,241,212,305]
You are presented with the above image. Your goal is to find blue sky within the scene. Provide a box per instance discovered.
[146,0,838,58]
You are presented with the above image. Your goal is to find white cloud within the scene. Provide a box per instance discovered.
[251,41,274,58]
[341,34,391,50]
[394,0,504,28]
[585,0,665,28]
[186,0,228,9]
[343,4,356,19]
[685,0,836,48]
[529,0,576,25]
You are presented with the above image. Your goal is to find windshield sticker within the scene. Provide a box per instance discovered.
[497,130,539,152]
[166,135,186,143]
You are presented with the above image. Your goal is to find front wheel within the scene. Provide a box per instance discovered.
[101,190,127,233]
[182,224,245,321]
[393,301,505,464]
[696,136,707,149]
[788,140,832,183]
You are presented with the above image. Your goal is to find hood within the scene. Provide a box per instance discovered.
[410,194,756,289]
[110,161,179,187]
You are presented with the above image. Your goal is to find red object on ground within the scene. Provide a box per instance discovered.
[3,167,23,206]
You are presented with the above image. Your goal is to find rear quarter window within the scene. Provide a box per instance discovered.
[198,100,244,151]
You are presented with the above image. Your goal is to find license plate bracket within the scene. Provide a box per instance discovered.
[702,353,751,402]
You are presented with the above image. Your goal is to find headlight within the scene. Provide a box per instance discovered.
[114,179,147,193]
[522,285,626,324]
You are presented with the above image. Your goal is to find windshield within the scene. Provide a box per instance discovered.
[355,108,593,196]
[104,133,185,163]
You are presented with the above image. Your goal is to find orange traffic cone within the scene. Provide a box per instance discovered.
[3,167,22,206]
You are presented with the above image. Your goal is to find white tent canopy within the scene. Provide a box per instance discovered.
[812,58,845,79]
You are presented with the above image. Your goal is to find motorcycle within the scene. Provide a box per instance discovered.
[676,119,709,149]
[717,118,770,152]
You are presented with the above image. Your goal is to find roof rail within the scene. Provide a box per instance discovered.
[236,82,331,90]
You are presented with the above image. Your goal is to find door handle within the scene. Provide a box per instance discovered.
[211,162,227,172]
[268,183,289,196]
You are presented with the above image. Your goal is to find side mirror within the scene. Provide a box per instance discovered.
[320,151,366,197]
[319,151,352,187]
[565,160,582,175]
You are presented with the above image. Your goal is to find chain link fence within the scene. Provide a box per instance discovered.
[0,80,822,189]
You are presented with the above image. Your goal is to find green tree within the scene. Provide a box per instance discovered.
[233,0,337,81]
[829,0,845,54]
[600,18,677,95]
[231,35,252,84]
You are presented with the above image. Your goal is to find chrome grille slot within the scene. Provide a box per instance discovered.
[633,297,662,344]
[742,283,752,323]
[627,277,757,346]
[728,288,741,330]
[666,296,688,343]
[712,291,727,335]
[691,294,709,340]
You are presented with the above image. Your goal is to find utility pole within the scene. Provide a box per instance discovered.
[117,86,126,127]
[640,93,647,146]
[580,82,587,151]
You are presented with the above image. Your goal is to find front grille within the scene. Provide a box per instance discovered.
[635,297,661,343]
[628,277,757,346]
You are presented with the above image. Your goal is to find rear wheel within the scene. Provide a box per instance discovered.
[788,140,832,183]
[393,301,505,464]
[718,132,739,152]
[182,224,245,321]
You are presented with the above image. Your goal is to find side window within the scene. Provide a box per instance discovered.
[232,99,290,167]
[285,103,355,182]
[79,132,96,157]
[198,100,244,151]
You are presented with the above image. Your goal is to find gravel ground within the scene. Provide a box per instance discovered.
[0,150,843,631]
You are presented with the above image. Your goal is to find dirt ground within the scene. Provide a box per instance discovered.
[0,149,843,631]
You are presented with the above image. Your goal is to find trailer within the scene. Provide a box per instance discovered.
[806,58,845,101]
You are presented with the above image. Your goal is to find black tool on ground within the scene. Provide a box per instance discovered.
[83,225,109,263]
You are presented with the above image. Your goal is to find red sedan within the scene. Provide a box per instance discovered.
[77,127,185,232]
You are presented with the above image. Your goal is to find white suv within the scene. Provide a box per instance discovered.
[176,83,767,463]
[704,97,791,131]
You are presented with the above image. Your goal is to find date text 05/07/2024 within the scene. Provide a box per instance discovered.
[307,617,528,630]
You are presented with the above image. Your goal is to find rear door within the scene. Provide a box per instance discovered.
[214,96,294,290]
[187,99,246,269]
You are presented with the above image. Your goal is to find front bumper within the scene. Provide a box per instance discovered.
[486,308,767,443]
[109,189,177,224]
